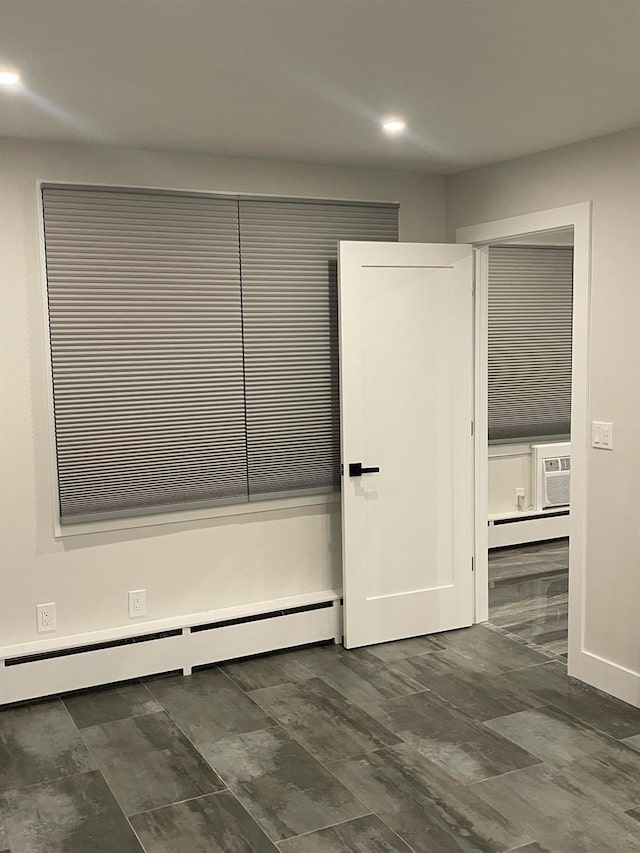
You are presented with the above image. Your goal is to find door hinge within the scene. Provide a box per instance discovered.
[471,420,474,436]
[471,556,475,572]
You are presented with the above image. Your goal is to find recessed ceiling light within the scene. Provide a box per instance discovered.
[382,118,406,134]
[0,70,20,86]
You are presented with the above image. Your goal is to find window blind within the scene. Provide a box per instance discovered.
[43,186,399,521]
[488,246,573,442]
[238,199,399,498]
[43,187,247,520]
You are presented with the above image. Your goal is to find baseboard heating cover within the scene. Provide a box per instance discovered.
[488,510,570,548]
[0,591,342,705]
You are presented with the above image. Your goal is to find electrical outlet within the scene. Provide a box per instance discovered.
[515,487,526,511]
[37,602,57,633]
[128,589,146,618]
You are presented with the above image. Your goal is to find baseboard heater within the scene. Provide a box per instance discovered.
[488,509,570,548]
[0,594,342,705]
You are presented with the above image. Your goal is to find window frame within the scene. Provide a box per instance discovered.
[37,180,398,537]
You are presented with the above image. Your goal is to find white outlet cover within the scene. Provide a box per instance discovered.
[129,589,146,617]
[36,602,57,632]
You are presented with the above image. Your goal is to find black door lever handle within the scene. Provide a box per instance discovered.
[348,462,380,477]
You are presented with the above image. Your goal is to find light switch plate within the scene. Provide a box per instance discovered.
[592,421,613,450]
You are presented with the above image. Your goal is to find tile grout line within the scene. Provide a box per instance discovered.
[465,758,548,788]
[63,696,306,851]
[318,750,422,853]
[220,634,555,797]
[217,650,421,764]
[139,680,241,787]
[498,659,564,675]
[144,666,370,846]
[473,701,640,779]
[295,645,433,702]
[127,787,232,820]
[0,765,109,798]
[484,620,565,652]
[483,673,640,744]
[214,663,394,833]
[66,705,168,729]
[321,738,539,853]
[275,813,374,848]
[277,813,420,853]
[379,820,421,853]
[218,652,318,690]
[288,648,586,804]
[484,623,568,662]
[57,695,150,852]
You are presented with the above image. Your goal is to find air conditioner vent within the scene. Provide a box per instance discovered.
[544,465,571,507]
[532,442,571,511]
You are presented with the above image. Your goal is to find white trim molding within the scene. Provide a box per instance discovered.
[580,651,640,709]
[457,202,592,687]
[53,492,340,538]
[473,246,489,621]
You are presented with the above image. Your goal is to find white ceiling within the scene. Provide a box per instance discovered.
[0,0,638,174]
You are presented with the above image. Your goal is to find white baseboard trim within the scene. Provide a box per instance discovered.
[0,589,341,661]
[488,512,570,548]
[578,649,640,709]
[0,591,343,705]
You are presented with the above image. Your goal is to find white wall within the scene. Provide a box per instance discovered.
[5,128,638,705]
[488,445,533,515]
[0,137,446,649]
[447,128,640,699]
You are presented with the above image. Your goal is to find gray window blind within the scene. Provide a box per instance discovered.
[43,187,247,520]
[488,246,573,442]
[238,200,398,498]
[43,186,399,520]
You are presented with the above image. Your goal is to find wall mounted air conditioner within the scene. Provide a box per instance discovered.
[532,442,571,511]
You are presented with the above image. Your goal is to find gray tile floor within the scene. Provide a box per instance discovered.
[488,540,569,658]
[2,623,640,852]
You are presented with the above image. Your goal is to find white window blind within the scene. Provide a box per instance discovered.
[239,200,399,498]
[42,186,399,521]
[488,246,573,442]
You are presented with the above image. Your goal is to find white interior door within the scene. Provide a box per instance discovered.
[339,241,474,648]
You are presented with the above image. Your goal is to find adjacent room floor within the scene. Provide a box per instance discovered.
[1,619,640,852]
[488,539,569,659]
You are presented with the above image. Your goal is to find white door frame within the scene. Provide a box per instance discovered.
[457,202,592,681]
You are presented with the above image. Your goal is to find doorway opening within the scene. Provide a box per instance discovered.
[484,228,573,660]
[457,202,591,681]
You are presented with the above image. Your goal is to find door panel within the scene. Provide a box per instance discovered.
[339,242,474,648]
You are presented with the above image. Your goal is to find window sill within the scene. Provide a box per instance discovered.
[53,492,341,539]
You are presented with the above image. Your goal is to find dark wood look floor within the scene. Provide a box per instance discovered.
[2,621,640,851]
[488,540,569,659]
